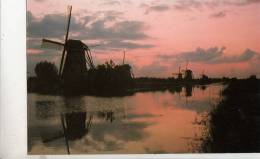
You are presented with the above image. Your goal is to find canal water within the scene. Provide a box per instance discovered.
[28,84,224,154]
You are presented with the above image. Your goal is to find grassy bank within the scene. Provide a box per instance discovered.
[198,77,260,152]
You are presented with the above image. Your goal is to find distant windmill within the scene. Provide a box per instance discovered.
[181,61,193,80]
[41,5,97,80]
[172,66,182,80]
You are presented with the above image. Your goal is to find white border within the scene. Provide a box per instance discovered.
[0,0,260,159]
[1,0,27,158]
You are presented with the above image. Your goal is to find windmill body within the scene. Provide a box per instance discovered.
[63,40,87,78]
[184,69,193,81]
[182,62,193,81]
[62,39,88,93]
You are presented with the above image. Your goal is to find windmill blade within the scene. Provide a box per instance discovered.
[88,49,95,68]
[82,44,92,68]
[65,5,72,42]
[88,44,100,48]
[59,5,72,77]
[84,52,92,69]
[82,43,95,69]
[88,50,95,69]
[85,49,95,69]
[41,39,64,50]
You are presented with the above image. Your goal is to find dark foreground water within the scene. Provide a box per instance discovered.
[28,84,223,154]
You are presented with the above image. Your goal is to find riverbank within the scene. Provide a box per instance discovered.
[198,77,260,152]
[28,76,229,97]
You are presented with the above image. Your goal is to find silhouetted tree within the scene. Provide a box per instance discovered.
[84,60,134,95]
[34,61,59,93]
[248,75,257,80]
[35,61,58,81]
[198,79,260,152]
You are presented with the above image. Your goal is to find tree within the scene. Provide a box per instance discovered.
[33,61,59,94]
[35,61,58,81]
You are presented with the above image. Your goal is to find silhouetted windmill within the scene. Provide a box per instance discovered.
[172,66,183,80]
[41,5,96,80]
[181,61,193,80]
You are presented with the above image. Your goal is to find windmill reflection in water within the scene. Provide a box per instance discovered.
[42,108,119,154]
[39,94,125,154]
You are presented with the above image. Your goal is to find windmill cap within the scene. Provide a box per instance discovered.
[65,39,85,51]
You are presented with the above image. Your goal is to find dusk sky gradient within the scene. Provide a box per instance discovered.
[27,0,260,78]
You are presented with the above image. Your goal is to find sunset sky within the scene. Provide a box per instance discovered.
[27,0,260,78]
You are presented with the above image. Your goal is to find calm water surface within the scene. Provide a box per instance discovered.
[28,84,224,154]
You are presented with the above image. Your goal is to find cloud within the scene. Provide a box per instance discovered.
[99,10,123,21]
[140,3,149,8]
[81,10,123,26]
[90,120,151,142]
[158,47,260,64]
[100,0,121,6]
[80,20,149,41]
[209,11,227,18]
[137,62,169,77]
[223,0,260,6]
[172,0,260,11]
[27,11,84,39]
[95,40,154,51]
[173,0,203,11]
[141,0,260,15]
[213,49,259,63]
[27,11,152,49]
[159,47,225,62]
[145,4,171,14]
[33,0,47,2]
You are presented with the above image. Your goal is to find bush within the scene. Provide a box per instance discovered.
[35,61,58,81]
[34,61,59,93]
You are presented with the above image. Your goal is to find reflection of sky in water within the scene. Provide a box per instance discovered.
[28,84,224,154]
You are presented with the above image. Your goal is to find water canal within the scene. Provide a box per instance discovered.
[28,84,224,154]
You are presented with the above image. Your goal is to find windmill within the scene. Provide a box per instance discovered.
[41,5,96,82]
[172,66,182,80]
[181,61,193,80]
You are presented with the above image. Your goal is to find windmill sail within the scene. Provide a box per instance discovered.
[59,5,72,77]
[41,39,64,50]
